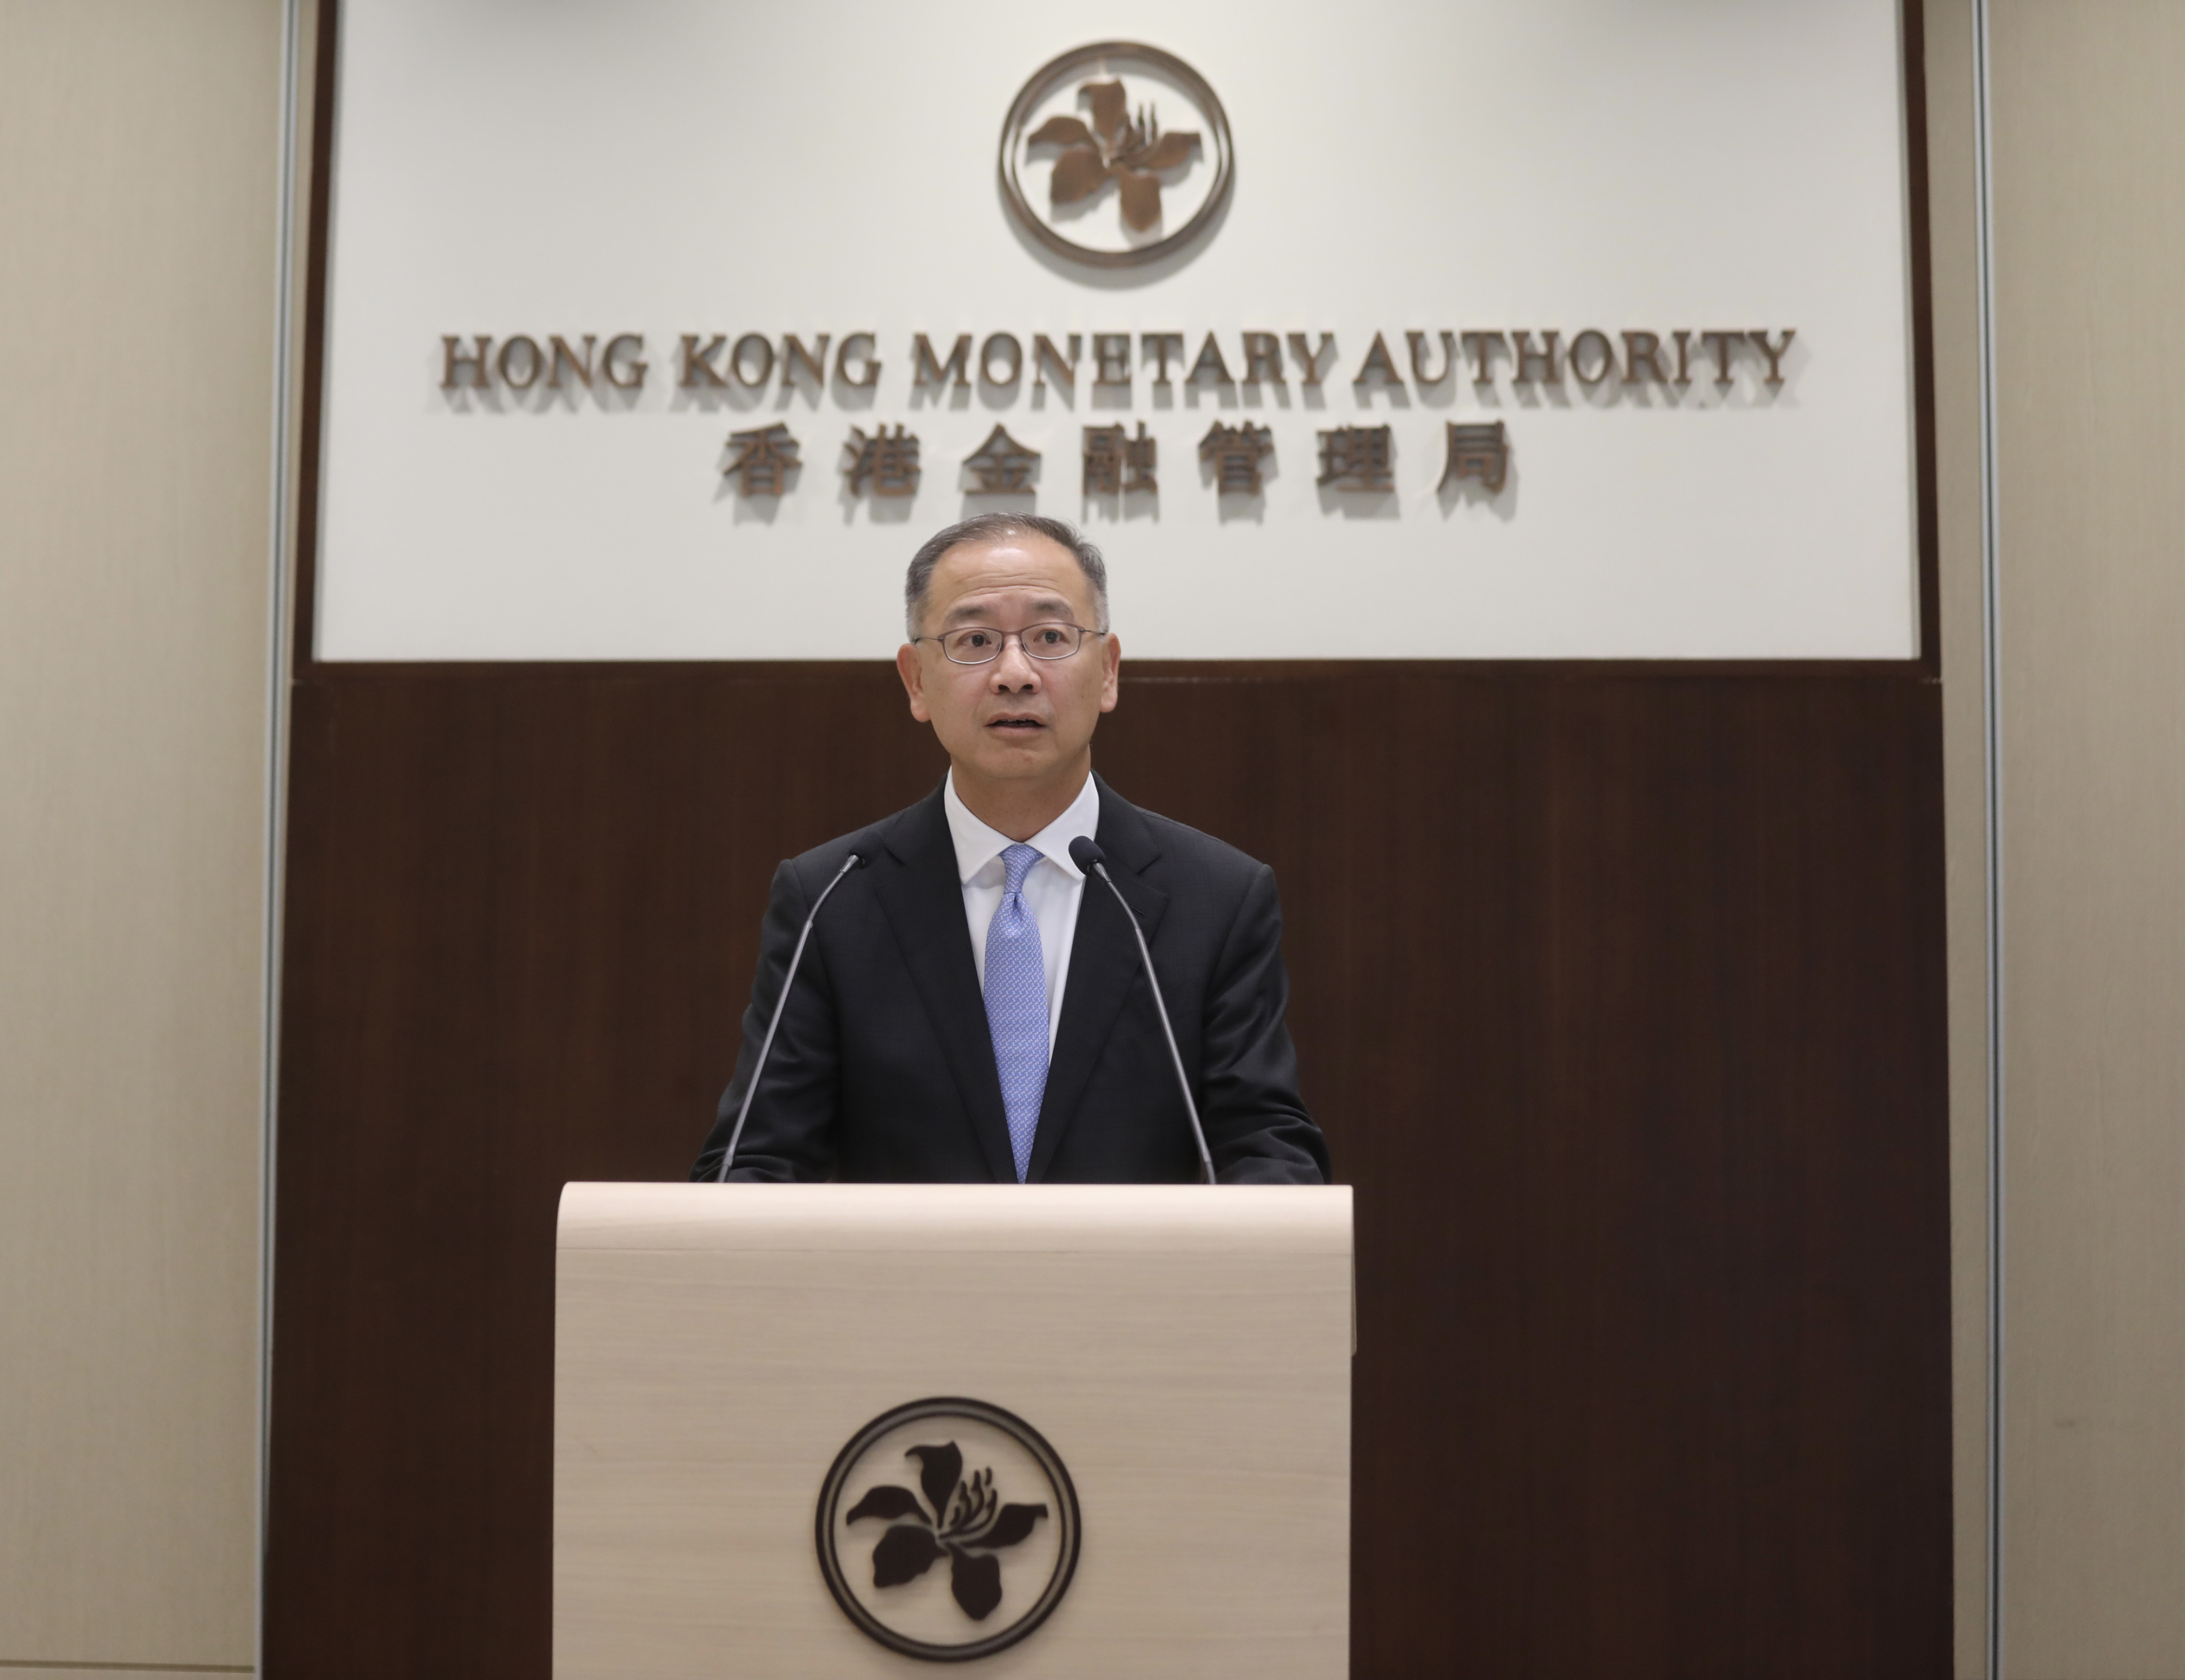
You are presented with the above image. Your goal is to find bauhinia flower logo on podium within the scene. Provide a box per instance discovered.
[816,1398,1082,1660]
[847,1442,1048,1619]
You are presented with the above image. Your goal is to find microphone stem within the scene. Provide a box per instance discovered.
[1094,862,1216,1185]
[715,851,862,1181]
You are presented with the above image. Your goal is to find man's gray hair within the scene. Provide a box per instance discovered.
[903,513,1110,639]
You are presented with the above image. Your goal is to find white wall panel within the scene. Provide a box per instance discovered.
[317,0,1919,660]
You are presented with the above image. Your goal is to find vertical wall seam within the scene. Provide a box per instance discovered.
[257,0,305,1669]
[1969,0,2005,1674]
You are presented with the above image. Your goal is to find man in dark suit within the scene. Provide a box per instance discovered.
[691,513,1328,1185]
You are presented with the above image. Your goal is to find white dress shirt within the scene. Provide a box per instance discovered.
[944,769,1101,1050]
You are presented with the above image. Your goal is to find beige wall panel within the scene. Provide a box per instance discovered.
[1991,3,2185,1674]
[1918,0,1994,1673]
[0,1671,248,1679]
[0,1671,249,1679]
[0,0,282,1667]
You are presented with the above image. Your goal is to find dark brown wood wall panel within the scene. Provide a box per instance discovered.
[266,661,1950,1679]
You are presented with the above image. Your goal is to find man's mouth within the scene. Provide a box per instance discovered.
[987,715,1046,731]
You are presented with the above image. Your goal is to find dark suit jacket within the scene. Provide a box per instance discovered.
[690,775,1328,1185]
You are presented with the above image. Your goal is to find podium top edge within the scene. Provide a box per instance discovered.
[556,1181,1353,1255]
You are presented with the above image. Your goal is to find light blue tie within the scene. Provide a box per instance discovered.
[984,843,1049,1182]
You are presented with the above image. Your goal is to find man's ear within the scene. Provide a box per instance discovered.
[1098,631,1121,714]
[896,642,932,723]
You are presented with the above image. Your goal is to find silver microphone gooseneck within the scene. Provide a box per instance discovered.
[714,851,864,1181]
[1068,836,1215,1185]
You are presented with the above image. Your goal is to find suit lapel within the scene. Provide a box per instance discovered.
[872,787,1018,1183]
[1027,777,1168,1181]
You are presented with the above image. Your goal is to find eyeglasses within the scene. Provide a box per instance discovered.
[915,622,1107,665]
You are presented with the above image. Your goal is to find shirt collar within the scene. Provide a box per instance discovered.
[943,769,1101,886]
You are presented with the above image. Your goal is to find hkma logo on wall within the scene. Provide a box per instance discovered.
[999,42,1235,269]
[429,41,1798,513]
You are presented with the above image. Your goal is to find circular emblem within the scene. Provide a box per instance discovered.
[815,1398,1082,1662]
[999,42,1234,270]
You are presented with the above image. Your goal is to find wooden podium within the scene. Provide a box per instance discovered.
[555,1182,1352,1678]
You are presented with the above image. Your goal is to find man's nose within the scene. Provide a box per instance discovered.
[987,638,1043,689]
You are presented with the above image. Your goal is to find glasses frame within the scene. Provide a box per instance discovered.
[913,621,1109,666]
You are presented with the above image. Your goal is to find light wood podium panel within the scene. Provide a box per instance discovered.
[555,1182,1352,1679]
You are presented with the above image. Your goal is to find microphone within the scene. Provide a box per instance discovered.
[1068,835,1216,1185]
[714,851,868,1181]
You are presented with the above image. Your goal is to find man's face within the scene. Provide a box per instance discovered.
[895,533,1121,789]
